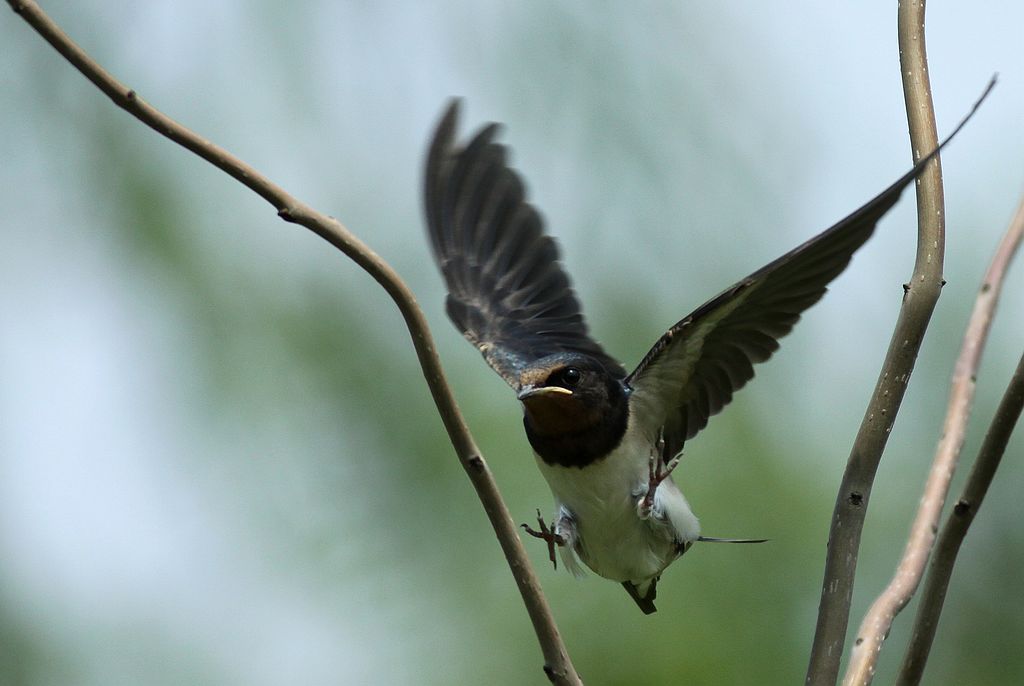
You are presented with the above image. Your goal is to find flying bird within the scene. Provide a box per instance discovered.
[423,97,981,614]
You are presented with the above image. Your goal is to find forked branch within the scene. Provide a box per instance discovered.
[895,197,1024,686]
[843,190,1023,686]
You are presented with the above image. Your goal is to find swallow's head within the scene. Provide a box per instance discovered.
[517,353,628,466]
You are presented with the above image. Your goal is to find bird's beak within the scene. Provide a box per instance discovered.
[517,385,573,401]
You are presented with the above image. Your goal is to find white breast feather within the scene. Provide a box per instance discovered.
[535,419,700,586]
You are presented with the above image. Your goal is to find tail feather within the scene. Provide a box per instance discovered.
[622,579,658,615]
[697,536,768,543]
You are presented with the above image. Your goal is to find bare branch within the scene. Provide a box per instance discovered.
[895,197,1024,686]
[805,1,945,683]
[5,1,582,682]
[842,179,1023,686]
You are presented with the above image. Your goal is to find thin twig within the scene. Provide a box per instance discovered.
[842,182,1023,686]
[5,1,582,683]
[895,197,1024,686]
[805,1,945,683]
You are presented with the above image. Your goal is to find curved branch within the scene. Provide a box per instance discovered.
[895,196,1024,686]
[806,1,945,683]
[842,171,1022,686]
[5,1,582,683]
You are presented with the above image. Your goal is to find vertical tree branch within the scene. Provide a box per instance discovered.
[805,1,944,683]
[895,197,1024,686]
[4,1,582,683]
[842,190,1022,686]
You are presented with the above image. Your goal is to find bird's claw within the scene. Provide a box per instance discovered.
[638,432,682,520]
[521,509,565,569]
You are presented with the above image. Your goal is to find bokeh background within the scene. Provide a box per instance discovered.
[3,3,1023,685]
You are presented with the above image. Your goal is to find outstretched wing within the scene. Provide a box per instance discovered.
[626,108,979,458]
[424,100,625,388]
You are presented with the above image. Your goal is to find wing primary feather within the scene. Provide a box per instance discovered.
[424,101,626,386]
[626,86,989,453]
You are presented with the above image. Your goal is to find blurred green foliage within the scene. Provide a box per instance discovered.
[2,3,1021,685]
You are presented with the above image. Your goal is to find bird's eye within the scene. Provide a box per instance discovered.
[560,367,582,387]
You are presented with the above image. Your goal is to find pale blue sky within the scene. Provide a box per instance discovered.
[2,3,1022,684]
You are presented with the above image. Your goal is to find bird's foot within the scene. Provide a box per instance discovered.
[521,509,566,569]
[638,433,681,521]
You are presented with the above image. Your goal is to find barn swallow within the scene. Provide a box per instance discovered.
[423,99,978,614]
